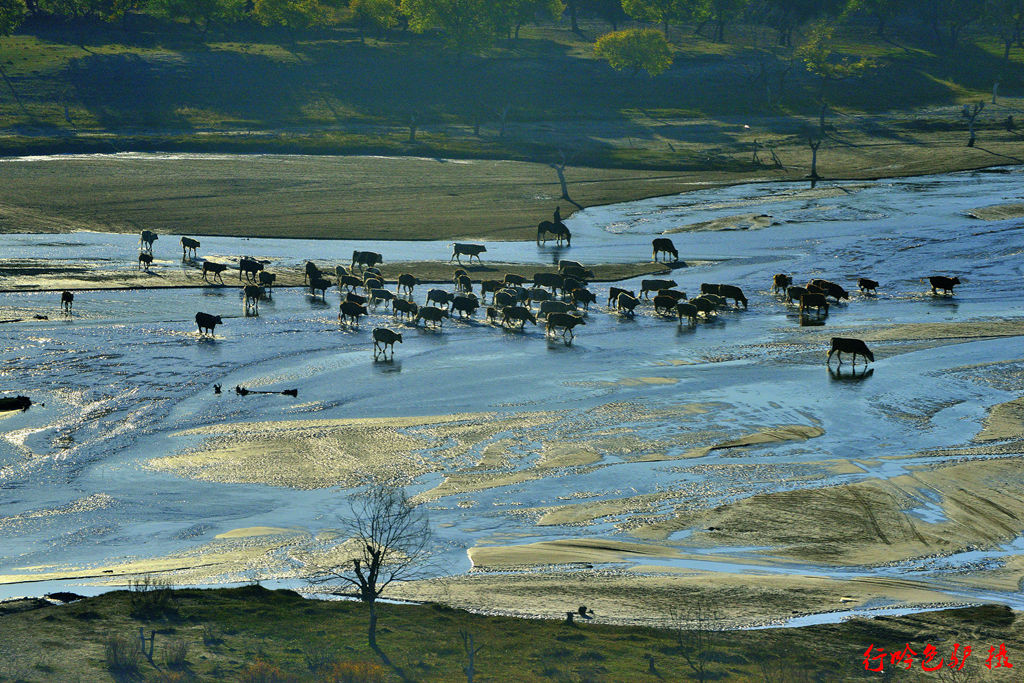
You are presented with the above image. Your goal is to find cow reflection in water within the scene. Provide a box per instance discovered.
[828,366,874,382]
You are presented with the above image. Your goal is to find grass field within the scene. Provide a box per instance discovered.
[0,586,1019,681]
[0,15,1023,240]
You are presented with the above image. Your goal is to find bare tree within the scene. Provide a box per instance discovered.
[459,627,484,683]
[807,136,822,187]
[962,102,985,147]
[550,148,582,209]
[306,485,432,656]
[670,596,722,683]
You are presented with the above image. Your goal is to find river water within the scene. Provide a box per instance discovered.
[2,158,1024,625]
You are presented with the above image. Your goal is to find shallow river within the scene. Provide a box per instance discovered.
[2,158,1024,625]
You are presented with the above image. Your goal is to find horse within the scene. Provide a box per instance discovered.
[652,237,678,262]
[180,237,200,261]
[140,230,158,253]
[451,243,487,264]
[61,290,74,313]
[537,221,571,246]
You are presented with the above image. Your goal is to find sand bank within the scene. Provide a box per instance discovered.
[390,569,954,628]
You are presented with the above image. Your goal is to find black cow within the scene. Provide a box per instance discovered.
[652,237,678,262]
[195,312,222,335]
[352,250,383,270]
[827,337,874,365]
[451,243,487,264]
[929,275,961,295]
[203,261,228,284]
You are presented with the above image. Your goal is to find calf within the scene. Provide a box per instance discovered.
[809,279,848,302]
[827,337,874,365]
[335,265,349,283]
[238,257,263,281]
[653,294,678,316]
[494,289,518,309]
[346,292,368,306]
[61,290,74,312]
[416,305,449,328]
[929,275,960,295]
[258,271,276,293]
[181,236,200,261]
[539,300,576,317]
[451,242,486,264]
[546,312,586,340]
[372,327,402,360]
[370,288,395,309]
[858,277,879,295]
[451,295,479,318]
[641,279,677,298]
[427,288,454,308]
[455,274,473,294]
[485,306,499,323]
[676,301,698,325]
[195,311,222,336]
[310,276,331,300]
[786,286,808,304]
[502,305,537,329]
[657,289,686,302]
[140,230,158,252]
[202,261,228,284]
[800,293,829,316]
[340,274,364,291]
[571,288,596,310]
[397,273,419,297]
[339,300,368,325]
[138,252,153,271]
[528,287,551,305]
[689,296,716,318]
[652,237,678,262]
[452,268,468,282]
[772,273,792,294]
[504,273,529,286]
[608,287,635,308]
[533,272,565,293]
[244,284,263,315]
[392,298,418,320]
[363,277,384,293]
[717,284,748,309]
[617,293,640,317]
[480,279,504,301]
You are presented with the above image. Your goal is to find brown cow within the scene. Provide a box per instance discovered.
[546,312,586,340]
[372,328,402,360]
[616,293,640,317]
[772,274,792,294]
[501,305,536,329]
[416,305,449,328]
[608,287,635,308]
[641,279,678,298]
[676,301,698,325]
[202,261,228,284]
[800,293,829,316]
[339,300,368,325]
[397,273,419,297]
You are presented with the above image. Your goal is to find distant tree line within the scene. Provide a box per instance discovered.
[2,0,1021,68]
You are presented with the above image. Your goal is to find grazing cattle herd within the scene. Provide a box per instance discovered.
[58,226,966,369]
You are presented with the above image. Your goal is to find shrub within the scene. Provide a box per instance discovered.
[163,638,188,668]
[318,661,388,683]
[240,659,299,683]
[202,623,224,646]
[104,635,141,676]
[128,574,175,620]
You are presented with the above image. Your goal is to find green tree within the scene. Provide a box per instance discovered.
[495,0,564,40]
[400,0,501,55]
[621,0,686,36]
[253,0,329,32]
[912,0,986,56]
[984,0,1024,59]
[151,0,245,34]
[0,0,28,119]
[350,0,399,40]
[750,0,844,46]
[843,0,905,36]
[705,0,749,41]
[796,21,874,123]
[594,27,673,76]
